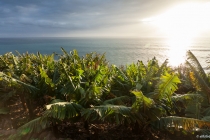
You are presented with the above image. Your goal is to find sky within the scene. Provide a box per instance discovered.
[1,0,210,38]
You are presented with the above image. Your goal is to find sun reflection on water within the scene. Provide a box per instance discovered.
[141,2,210,67]
[166,37,191,67]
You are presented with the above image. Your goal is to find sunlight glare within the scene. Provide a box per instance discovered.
[141,2,210,66]
[166,37,191,66]
[150,2,210,38]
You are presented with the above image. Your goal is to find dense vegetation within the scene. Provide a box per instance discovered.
[0,48,210,139]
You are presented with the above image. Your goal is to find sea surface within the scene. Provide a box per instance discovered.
[0,37,210,68]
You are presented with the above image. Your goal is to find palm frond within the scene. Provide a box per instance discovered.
[186,50,208,84]
[153,116,210,132]
[102,96,130,105]
[202,106,210,116]
[196,129,210,136]
[154,72,181,100]
[186,61,210,103]
[137,60,146,76]
[0,72,39,94]
[172,93,203,104]
[81,105,138,124]
[50,99,66,104]
[131,90,165,121]
[61,47,69,56]
[79,96,102,107]
[8,102,83,139]
[39,66,55,88]
[115,66,129,81]
[61,63,76,90]
[145,57,159,81]
[172,93,203,117]
[185,102,202,119]
[15,50,23,57]
[8,116,51,140]
[45,102,83,120]
[157,59,169,76]
[131,90,155,112]
[202,116,210,122]
[52,67,60,84]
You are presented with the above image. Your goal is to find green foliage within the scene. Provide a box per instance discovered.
[8,117,51,140]
[1,48,210,139]
[155,72,181,100]
[186,50,209,84]
[0,107,9,114]
[0,72,39,93]
[172,93,203,116]
[45,102,83,120]
[102,96,130,105]
[153,116,210,132]
[152,50,210,137]
[81,105,136,125]
[131,90,154,113]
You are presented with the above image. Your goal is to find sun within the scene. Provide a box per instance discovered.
[153,2,210,38]
[166,37,190,66]
[141,2,210,66]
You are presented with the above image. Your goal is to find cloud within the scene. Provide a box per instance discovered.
[0,0,207,37]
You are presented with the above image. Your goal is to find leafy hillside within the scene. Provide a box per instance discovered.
[0,48,210,140]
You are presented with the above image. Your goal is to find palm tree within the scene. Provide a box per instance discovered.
[153,50,210,137]
[4,49,210,139]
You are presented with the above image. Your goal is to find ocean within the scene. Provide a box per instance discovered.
[0,37,210,68]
